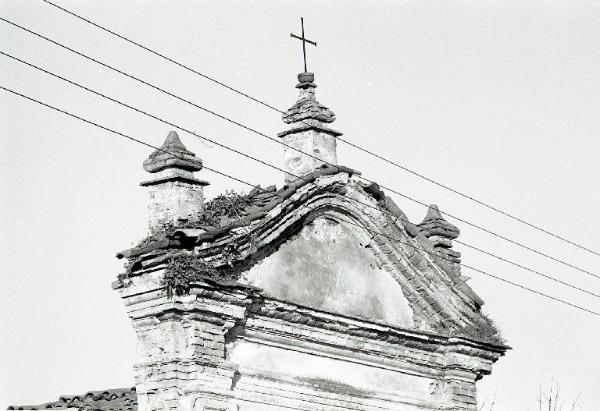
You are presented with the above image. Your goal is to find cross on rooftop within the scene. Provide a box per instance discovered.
[290,17,317,73]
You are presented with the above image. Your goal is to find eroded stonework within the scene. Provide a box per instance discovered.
[141,131,209,230]
[113,166,506,411]
[108,73,508,411]
[115,265,503,411]
[279,72,342,183]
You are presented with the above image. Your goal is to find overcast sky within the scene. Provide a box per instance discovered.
[1,1,599,409]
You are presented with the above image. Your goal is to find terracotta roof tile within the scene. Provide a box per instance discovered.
[8,387,136,411]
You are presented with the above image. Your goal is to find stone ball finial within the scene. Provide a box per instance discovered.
[296,72,317,90]
[298,72,315,83]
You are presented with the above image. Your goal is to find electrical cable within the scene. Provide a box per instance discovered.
[37,0,600,259]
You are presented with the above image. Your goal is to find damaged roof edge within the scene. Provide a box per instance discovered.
[116,164,484,309]
[116,164,360,259]
[8,387,137,410]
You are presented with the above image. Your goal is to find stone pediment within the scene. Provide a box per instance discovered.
[113,165,506,411]
[117,166,500,342]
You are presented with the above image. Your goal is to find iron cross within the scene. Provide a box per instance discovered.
[290,17,317,73]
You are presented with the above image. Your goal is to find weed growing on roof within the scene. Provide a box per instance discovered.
[429,313,505,345]
[200,190,253,227]
[133,190,253,250]
[129,191,252,261]
[162,252,218,298]
[453,313,506,345]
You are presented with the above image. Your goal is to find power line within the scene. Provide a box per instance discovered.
[1,32,597,285]
[39,0,282,114]
[39,0,600,259]
[2,83,598,317]
[3,48,600,287]
[455,239,600,299]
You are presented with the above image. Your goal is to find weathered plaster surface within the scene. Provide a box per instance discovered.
[228,339,432,402]
[241,218,414,328]
[282,130,337,182]
[145,180,205,228]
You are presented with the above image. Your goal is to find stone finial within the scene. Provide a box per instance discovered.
[297,71,315,84]
[143,130,203,173]
[418,204,461,266]
[140,131,208,230]
[418,205,460,241]
[282,72,336,124]
[279,72,342,183]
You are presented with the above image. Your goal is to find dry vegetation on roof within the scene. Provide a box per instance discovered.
[134,190,252,250]
[199,190,254,227]
[431,313,505,346]
[162,252,219,298]
[453,313,506,346]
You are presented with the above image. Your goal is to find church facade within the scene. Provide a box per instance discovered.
[10,72,507,411]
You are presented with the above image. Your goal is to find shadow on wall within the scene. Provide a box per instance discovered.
[241,218,414,327]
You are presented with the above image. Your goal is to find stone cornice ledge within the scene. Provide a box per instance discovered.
[116,271,509,358]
